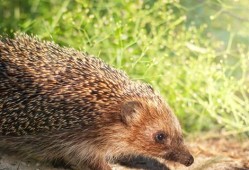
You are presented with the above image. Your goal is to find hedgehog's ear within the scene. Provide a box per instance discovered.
[120,101,142,125]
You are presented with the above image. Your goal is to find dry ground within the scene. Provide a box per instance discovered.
[0,134,248,170]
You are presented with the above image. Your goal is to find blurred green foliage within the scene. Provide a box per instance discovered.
[0,0,248,137]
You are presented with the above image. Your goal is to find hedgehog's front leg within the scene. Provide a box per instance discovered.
[86,161,112,170]
[68,158,112,170]
[62,150,112,170]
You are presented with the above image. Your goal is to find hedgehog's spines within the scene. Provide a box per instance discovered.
[0,34,160,136]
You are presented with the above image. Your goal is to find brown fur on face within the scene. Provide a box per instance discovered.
[0,34,193,170]
[105,97,194,167]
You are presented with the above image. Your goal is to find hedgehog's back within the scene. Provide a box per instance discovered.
[0,35,132,135]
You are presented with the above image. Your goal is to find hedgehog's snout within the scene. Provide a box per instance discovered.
[163,144,194,167]
[182,154,194,166]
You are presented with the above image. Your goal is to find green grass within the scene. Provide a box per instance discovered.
[0,0,248,137]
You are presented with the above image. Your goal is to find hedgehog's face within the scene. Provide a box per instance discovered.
[119,100,194,167]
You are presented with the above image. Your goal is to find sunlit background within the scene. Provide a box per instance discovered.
[1,0,248,137]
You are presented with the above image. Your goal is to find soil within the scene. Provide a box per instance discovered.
[0,134,248,170]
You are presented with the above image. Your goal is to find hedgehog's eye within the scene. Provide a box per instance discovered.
[154,131,167,144]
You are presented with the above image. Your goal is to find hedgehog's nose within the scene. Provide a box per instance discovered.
[183,154,194,166]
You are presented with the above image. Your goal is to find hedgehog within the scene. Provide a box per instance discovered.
[0,34,194,170]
